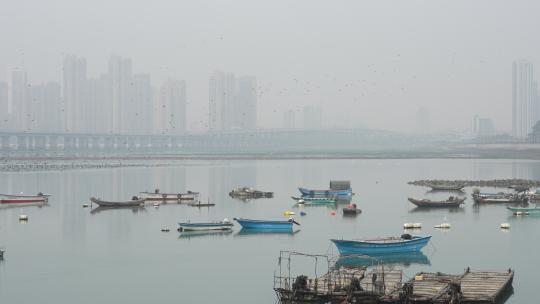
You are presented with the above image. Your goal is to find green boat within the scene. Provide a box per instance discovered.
[507,204,540,214]
[291,196,336,204]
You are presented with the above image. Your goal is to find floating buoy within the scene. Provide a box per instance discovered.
[300,211,307,216]
[404,223,422,229]
[82,203,89,208]
[161,228,170,232]
[19,214,28,221]
[500,223,510,229]
[330,211,336,216]
[434,222,451,229]
[284,211,295,216]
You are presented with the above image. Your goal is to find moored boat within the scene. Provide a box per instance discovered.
[233,218,299,230]
[229,187,273,200]
[507,204,540,214]
[425,182,465,191]
[330,234,431,255]
[178,220,233,231]
[530,189,540,201]
[292,196,337,204]
[139,189,199,202]
[90,197,144,207]
[298,187,352,197]
[474,195,528,204]
[342,204,362,216]
[408,196,465,208]
[0,193,50,204]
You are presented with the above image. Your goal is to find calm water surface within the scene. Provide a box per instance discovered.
[0,159,539,303]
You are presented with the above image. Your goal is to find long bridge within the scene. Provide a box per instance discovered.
[0,129,430,153]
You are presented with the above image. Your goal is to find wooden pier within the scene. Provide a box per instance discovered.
[273,252,514,304]
[387,268,515,304]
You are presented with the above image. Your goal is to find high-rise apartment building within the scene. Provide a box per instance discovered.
[108,55,133,134]
[10,70,29,131]
[63,55,87,132]
[512,59,537,138]
[156,79,186,135]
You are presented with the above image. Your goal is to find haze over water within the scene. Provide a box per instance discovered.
[0,159,538,303]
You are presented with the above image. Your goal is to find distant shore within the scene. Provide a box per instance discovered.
[0,143,539,172]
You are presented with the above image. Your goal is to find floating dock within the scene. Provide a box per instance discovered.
[274,252,514,304]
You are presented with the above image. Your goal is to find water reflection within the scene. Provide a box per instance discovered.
[409,206,465,214]
[89,206,146,215]
[334,252,431,268]
[178,230,233,240]
[0,202,49,210]
[234,229,300,237]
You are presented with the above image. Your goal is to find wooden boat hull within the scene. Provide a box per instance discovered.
[234,218,294,230]
[0,194,49,204]
[178,222,233,231]
[331,235,431,255]
[298,187,351,197]
[90,197,144,207]
[408,197,464,208]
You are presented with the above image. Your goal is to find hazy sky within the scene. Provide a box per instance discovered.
[1,0,539,133]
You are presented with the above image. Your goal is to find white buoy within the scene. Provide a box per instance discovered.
[19,214,28,221]
[434,222,451,229]
[500,223,510,229]
[404,223,422,229]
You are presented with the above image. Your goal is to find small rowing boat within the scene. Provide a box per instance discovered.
[408,196,465,208]
[233,218,300,230]
[178,220,233,231]
[90,197,145,207]
[331,234,431,255]
[0,193,50,204]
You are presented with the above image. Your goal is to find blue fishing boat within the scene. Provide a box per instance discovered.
[177,220,233,231]
[331,235,431,255]
[233,218,299,230]
[298,187,352,197]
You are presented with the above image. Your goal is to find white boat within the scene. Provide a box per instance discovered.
[0,193,49,204]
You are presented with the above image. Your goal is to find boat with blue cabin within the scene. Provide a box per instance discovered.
[331,234,431,255]
[299,180,352,197]
[233,218,299,230]
[177,220,233,231]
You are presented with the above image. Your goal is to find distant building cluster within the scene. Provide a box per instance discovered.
[0,56,257,135]
[472,115,495,137]
[512,59,540,138]
[209,71,257,131]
